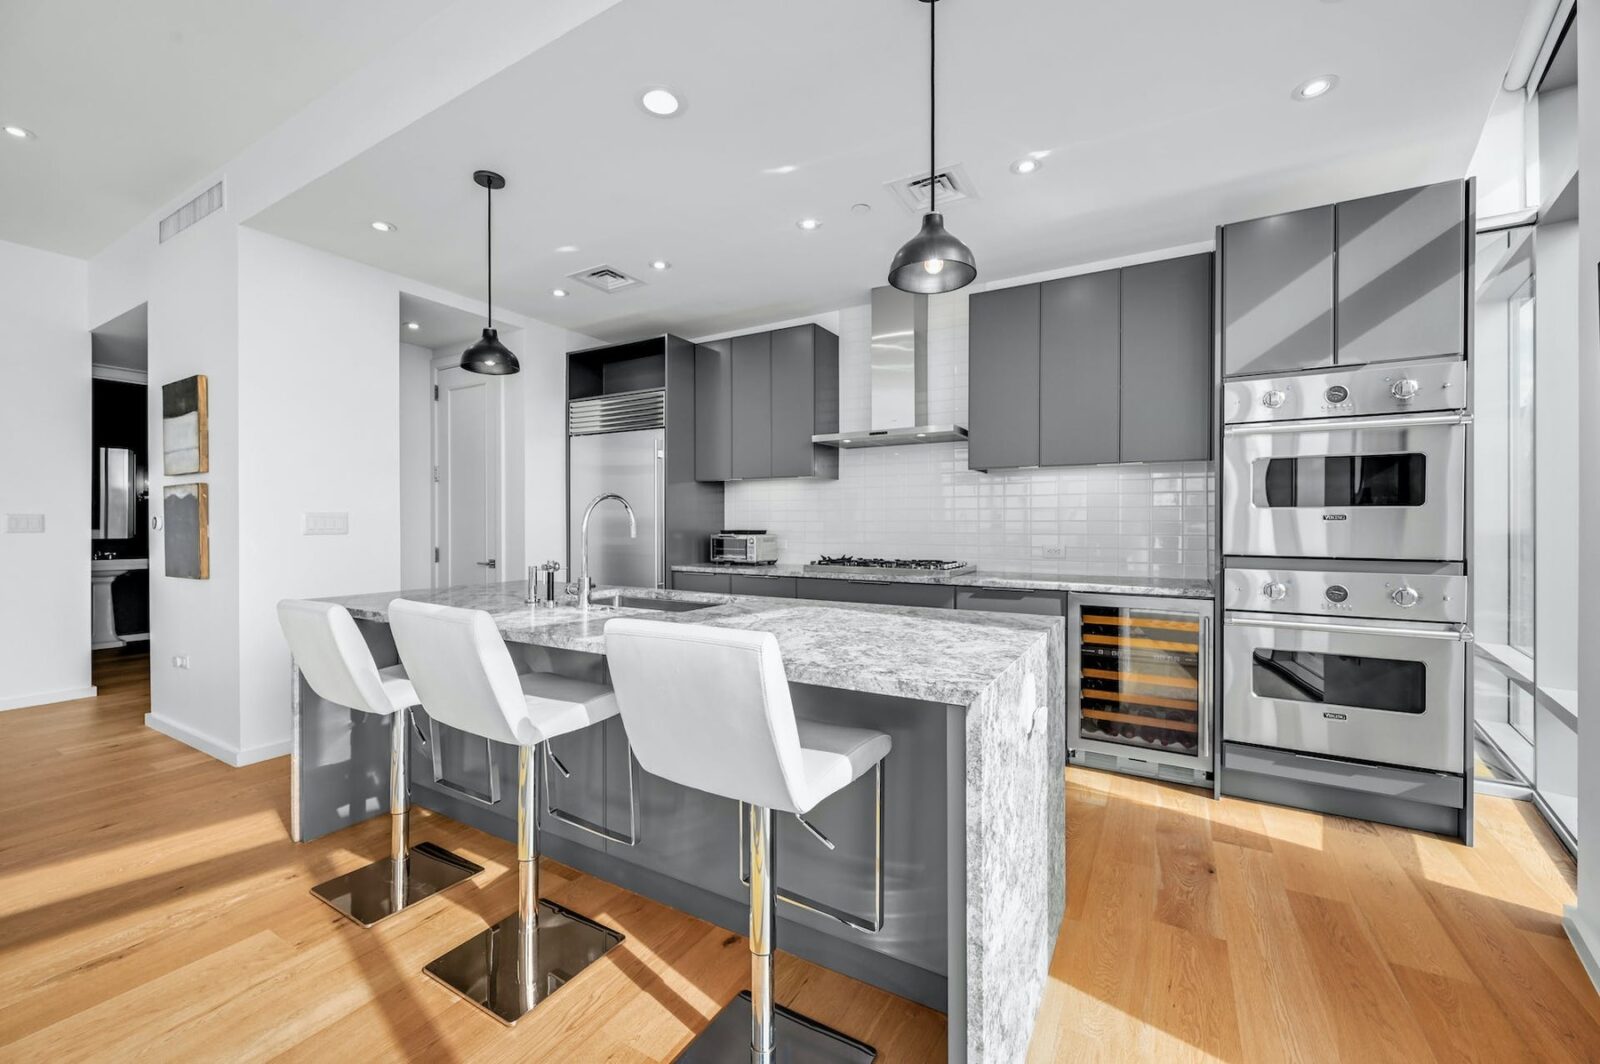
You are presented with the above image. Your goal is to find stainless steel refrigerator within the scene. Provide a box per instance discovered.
[568,427,664,590]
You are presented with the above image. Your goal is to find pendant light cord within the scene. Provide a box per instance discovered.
[929,0,937,216]
[485,183,493,328]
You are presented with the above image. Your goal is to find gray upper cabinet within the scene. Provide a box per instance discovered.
[1040,270,1120,466]
[693,340,732,482]
[1335,181,1466,366]
[1221,205,1334,377]
[695,325,838,482]
[968,282,1042,471]
[1120,254,1213,462]
[729,332,772,479]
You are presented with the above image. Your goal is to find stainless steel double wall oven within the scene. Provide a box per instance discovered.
[1216,178,1474,841]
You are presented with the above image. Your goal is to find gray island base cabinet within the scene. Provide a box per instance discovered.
[291,582,1065,1064]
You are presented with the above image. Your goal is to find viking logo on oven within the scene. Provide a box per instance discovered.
[1322,514,1348,521]
[1323,712,1348,720]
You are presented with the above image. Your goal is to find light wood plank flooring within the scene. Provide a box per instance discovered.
[0,650,1595,1062]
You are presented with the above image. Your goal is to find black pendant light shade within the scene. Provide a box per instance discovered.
[462,169,519,374]
[888,212,977,294]
[888,0,975,294]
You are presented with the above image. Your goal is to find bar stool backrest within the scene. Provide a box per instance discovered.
[388,598,532,746]
[277,599,398,717]
[604,618,813,814]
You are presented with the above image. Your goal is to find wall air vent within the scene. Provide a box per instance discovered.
[886,164,977,214]
[569,265,645,294]
[158,182,225,244]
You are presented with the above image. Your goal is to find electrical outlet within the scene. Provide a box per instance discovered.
[171,655,191,669]
[1042,546,1063,558]
[5,514,44,533]
[303,512,349,536]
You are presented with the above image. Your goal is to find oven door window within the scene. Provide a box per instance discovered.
[1255,453,1426,508]
[1251,648,1426,714]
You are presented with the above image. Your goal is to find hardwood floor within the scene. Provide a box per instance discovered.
[1,652,1596,1062]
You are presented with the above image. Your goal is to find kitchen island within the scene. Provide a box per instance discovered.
[292,582,1063,1063]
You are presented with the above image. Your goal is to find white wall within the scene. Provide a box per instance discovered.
[0,239,92,710]
[1567,0,1600,989]
[399,341,434,588]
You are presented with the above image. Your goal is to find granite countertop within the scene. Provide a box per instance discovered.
[323,581,1062,707]
[672,562,1212,599]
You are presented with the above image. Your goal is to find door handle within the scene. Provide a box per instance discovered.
[476,559,497,569]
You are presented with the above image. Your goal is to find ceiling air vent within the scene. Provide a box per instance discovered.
[158,181,224,244]
[887,164,977,214]
[569,265,645,294]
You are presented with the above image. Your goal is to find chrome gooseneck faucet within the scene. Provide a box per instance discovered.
[577,493,636,611]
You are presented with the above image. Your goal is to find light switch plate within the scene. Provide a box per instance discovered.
[5,514,45,533]
[302,512,349,536]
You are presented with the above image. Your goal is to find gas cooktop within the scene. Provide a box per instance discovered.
[804,556,975,578]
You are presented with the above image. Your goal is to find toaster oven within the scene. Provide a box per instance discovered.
[709,531,780,565]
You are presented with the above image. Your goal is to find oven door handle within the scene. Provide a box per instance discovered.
[1225,614,1474,642]
[1223,411,1471,436]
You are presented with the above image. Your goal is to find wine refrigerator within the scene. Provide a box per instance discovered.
[1067,593,1213,786]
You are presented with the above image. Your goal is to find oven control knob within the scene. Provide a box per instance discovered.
[1261,581,1288,601]
[1390,378,1420,401]
[1261,389,1288,409]
[1390,586,1420,608]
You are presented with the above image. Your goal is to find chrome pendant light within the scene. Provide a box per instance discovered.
[888,0,976,294]
[461,169,519,375]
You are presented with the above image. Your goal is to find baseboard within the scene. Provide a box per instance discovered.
[0,685,98,712]
[1564,906,1600,996]
[143,713,290,767]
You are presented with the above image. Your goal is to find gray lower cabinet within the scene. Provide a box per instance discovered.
[796,578,956,610]
[1335,181,1466,365]
[673,571,731,594]
[968,282,1041,471]
[730,332,772,479]
[1040,270,1120,467]
[955,586,1066,617]
[1120,253,1213,462]
[693,340,732,482]
[729,573,797,597]
[1221,204,1335,376]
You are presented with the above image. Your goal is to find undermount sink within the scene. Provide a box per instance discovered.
[589,592,714,613]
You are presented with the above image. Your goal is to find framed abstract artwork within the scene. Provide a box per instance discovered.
[162,374,208,475]
[163,483,209,579]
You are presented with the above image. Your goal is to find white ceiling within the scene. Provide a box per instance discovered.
[398,291,518,350]
[90,302,148,370]
[256,0,1520,342]
[0,0,454,258]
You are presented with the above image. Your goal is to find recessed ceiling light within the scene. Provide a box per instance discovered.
[1293,75,1338,100]
[1010,157,1042,175]
[640,88,682,117]
[796,218,822,231]
[3,125,34,140]
[851,202,872,215]
[552,288,569,298]
[650,259,671,271]
[555,244,579,253]
[370,220,396,232]
[404,321,420,331]
[764,164,798,175]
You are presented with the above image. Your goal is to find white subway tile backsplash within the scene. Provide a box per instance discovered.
[723,292,1216,579]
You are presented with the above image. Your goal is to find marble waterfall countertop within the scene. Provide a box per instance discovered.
[672,562,1212,598]
[325,581,1062,707]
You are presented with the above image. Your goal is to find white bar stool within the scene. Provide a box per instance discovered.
[276,600,482,927]
[605,618,888,1064]
[389,598,625,1025]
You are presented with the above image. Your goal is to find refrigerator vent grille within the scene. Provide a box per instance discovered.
[568,388,665,435]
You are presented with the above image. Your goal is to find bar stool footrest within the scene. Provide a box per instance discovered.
[675,990,877,1063]
[310,841,482,928]
[423,899,624,1025]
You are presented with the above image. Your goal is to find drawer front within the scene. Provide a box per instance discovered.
[729,574,798,598]
[796,578,956,610]
[672,571,731,594]
[956,586,1066,617]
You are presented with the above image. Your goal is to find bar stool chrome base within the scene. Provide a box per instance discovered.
[423,899,624,1025]
[310,841,483,928]
[676,991,877,1063]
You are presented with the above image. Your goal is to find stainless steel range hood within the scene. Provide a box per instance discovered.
[811,286,968,448]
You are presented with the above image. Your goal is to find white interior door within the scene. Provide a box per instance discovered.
[434,364,502,586]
